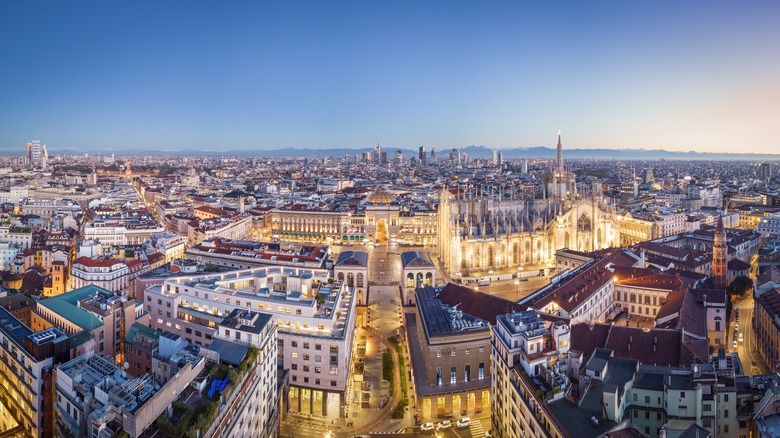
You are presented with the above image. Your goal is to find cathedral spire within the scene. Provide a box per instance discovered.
[556,130,563,173]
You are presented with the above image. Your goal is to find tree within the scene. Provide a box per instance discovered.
[727,276,753,299]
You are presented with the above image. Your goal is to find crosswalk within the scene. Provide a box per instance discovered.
[470,419,485,438]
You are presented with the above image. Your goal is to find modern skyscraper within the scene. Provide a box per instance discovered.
[430,145,436,163]
[419,146,426,166]
[556,130,563,173]
[27,140,43,166]
[759,162,772,184]
[643,168,655,184]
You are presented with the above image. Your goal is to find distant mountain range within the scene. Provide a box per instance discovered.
[1,144,778,161]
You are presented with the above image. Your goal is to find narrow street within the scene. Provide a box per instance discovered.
[733,295,768,375]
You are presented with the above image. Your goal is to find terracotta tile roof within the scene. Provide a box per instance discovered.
[756,288,780,322]
[655,290,685,322]
[74,256,123,268]
[534,251,640,313]
[571,323,686,366]
[433,283,567,326]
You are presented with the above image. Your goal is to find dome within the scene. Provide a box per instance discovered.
[366,187,395,205]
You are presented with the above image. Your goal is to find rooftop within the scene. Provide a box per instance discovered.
[37,284,113,331]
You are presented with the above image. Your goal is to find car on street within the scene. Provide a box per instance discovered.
[733,339,738,348]
[421,423,435,431]
[437,420,452,429]
[735,324,739,331]
[739,333,744,343]
[456,417,471,428]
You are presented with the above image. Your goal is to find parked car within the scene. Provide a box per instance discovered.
[733,339,738,348]
[437,420,452,429]
[456,417,471,428]
[739,333,744,343]
[421,423,435,431]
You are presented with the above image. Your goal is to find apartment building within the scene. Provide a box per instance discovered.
[0,307,70,436]
[491,310,571,438]
[55,350,205,437]
[70,256,149,295]
[210,309,280,437]
[35,285,137,364]
[144,266,356,418]
[185,238,330,270]
[409,286,492,420]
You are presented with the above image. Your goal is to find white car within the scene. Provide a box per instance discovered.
[421,423,435,431]
[733,339,738,349]
[456,417,471,428]
[437,420,452,429]
[739,333,744,343]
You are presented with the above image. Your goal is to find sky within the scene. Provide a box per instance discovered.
[1,1,779,153]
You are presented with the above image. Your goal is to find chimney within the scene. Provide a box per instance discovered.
[239,196,245,214]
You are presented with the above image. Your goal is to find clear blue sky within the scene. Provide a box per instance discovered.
[1,1,779,153]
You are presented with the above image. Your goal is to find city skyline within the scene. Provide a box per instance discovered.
[1,1,779,153]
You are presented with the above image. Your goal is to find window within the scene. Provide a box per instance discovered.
[315,367,321,374]
[331,381,337,387]
[724,409,729,418]
[303,354,310,361]
[680,392,685,398]
[479,346,484,353]
[291,341,298,348]
[436,351,442,358]
[450,366,457,384]
[644,396,650,403]
[465,348,470,355]
[464,365,471,382]
[451,349,456,357]
[478,362,485,380]
[315,379,320,385]
[292,364,298,370]
[645,411,649,420]
[292,352,298,359]
[304,343,310,349]
[315,344,322,351]
[436,368,442,386]
[303,366,310,372]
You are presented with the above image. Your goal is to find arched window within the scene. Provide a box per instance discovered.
[356,273,364,288]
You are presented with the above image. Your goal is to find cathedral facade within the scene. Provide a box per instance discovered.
[438,134,620,276]
[438,191,620,275]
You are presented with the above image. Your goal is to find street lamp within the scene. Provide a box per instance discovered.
[514,279,520,300]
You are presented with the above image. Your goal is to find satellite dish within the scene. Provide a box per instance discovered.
[124,362,130,370]
[693,365,699,373]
